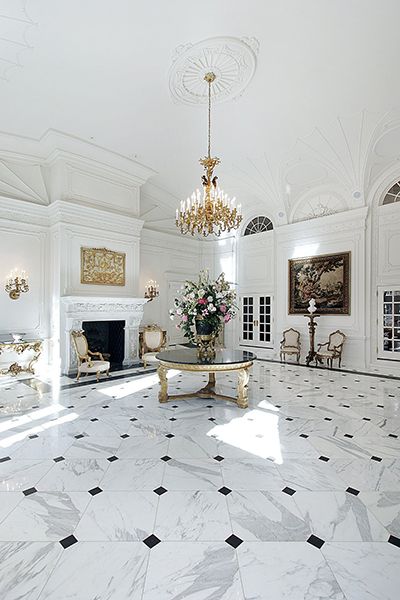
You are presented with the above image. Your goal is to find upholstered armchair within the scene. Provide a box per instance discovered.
[315,330,346,368]
[141,324,167,368]
[71,330,110,382]
[280,328,301,363]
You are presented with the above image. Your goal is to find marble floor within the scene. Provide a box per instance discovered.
[0,361,400,599]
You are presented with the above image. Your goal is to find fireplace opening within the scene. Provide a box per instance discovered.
[82,320,125,370]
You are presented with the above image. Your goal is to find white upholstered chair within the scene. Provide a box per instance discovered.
[315,330,346,368]
[280,328,301,363]
[141,324,166,368]
[71,330,110,382]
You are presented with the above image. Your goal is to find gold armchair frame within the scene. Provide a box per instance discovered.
[70,330,110,381]
[280,328,301,363]
[140,324,167,368]
[315,330,346,368]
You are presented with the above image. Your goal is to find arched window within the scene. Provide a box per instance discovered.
[383,181,400,205]
[243,216,273,236]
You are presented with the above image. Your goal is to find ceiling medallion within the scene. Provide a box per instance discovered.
[0,1,37,82]
[169,36,259,105]
[176,72,242,237]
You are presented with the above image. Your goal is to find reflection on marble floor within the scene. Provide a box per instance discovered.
[0,361,400,599]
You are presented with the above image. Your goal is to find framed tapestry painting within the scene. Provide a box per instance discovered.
[288,251,350,314]
[80,247,126,286]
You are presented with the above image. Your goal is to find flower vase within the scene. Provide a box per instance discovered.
[195,317,217,361]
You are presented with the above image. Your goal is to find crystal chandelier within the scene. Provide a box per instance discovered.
[176,72,242,237]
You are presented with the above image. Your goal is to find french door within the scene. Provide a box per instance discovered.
[240,294,273,348]
[378,287,400,360]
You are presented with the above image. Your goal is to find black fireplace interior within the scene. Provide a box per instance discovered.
[82,320,125,370]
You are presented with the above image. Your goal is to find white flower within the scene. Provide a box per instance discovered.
[199,289,205,296]
[209,304,216,312]
[176,308,182,315]
[169,314,174,320]
[207,296,213,302]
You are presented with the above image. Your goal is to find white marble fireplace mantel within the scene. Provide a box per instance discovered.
[60,296,147,374]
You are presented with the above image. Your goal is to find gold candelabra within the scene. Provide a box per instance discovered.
[5,269,29,300]
[176,72,242,237]
[144,280,159,302]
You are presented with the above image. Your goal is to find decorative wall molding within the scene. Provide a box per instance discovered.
[169,36,259,105]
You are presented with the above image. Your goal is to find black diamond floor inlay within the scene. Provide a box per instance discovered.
[23,487,37,496]
[213,455,224,462]
[388,535,400,548]
[0,456,11,463]
[143,534,161,548]
[307,534,325,549]
[120,434,130,439]
[225,534,243,548]
[165,434,174,439]
[318,456,330,462]
[53,456,65,463]
[346,487,360,496]
[107,456,119,462]
[88,487,103,496]
[153,486,168,496]
[282,487,296,496]
[60,535,78,549]
[218,486,232,496]
[130,418,138,422]
[90,418,98,422]
[371,456,382,462]
[74,434,85,439]
[161,455,171,462]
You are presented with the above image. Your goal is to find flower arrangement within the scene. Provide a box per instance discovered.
[169,271,237,344]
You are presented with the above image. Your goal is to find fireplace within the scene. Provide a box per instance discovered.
[83,320,125,369]
[60,296,147,374]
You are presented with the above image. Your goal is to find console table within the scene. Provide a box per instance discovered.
[0,339,43,376]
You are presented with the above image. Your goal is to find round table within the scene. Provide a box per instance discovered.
[156,349,256,409]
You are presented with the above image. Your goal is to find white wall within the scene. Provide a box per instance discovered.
[140,229,201,345]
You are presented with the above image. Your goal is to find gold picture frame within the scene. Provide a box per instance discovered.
[80,247,126,286]
[288,251,351,315]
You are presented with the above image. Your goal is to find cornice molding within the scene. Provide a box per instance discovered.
[276,206,369,240]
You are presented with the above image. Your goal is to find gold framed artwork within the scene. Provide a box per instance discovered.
[80,247,126,286]
[288,251,350,315]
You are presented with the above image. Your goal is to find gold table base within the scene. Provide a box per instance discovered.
[157,360,253,409]
[0,341,43,377]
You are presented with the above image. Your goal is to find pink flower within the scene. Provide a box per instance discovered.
[198,298,207,305]
[181,314,188,322]
[224,314,231,323]
[219,304,227,314]
[202,309,209,317]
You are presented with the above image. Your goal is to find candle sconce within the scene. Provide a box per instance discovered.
[5,269,29,300]
[144,280,159,302]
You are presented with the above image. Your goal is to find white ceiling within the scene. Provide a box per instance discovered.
[1,0,400,233]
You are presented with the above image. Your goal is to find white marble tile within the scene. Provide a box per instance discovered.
[0,459,53,491]
[329,458,400,491]
[360,491,400,536]
[0,492,22,523]
[36,458,110,492]
[227,490,310,541]
[237,541,345,600]
[0,541,62,600]
[221,458,284,490]
[64,436,122,458]
[39,541,148,600]
[294,491,389,541]
[143,542,244,599]
[163,458,223,491]
[75,490,157,541]
[168,433,219,459]
[155,491,231,541]
[117,434,169,458]
[0,491,90,541]
[8,435,74,460]
[100,458,165,491]
[276,459,346,491]
[323,541,400,600]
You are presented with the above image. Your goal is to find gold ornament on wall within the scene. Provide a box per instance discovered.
[80,247,126,286]
[5,269,29,300]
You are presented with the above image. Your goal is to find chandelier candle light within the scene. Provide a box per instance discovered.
[144,280,160,302]
[176,72,242,237]
[5,269,29,300]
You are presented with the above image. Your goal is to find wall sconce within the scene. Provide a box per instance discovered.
[144,279,159,302]
[5,269,29,300]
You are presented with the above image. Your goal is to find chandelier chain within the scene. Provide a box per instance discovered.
[207,78,211,158]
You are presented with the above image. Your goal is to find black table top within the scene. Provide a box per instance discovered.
[156,348,256,365]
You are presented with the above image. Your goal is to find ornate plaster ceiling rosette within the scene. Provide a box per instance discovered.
[169,36,259,105]
[0,0,37,82]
